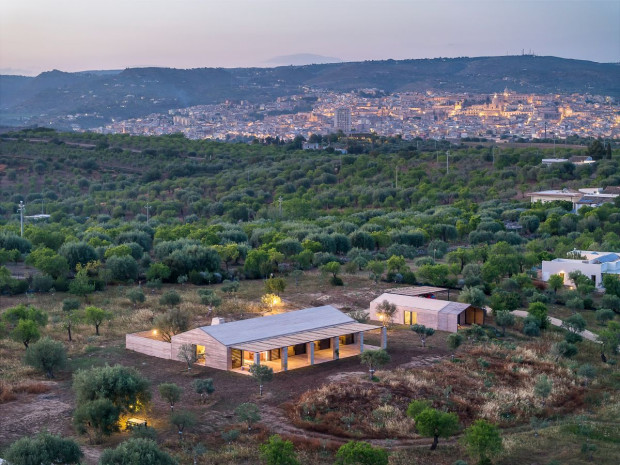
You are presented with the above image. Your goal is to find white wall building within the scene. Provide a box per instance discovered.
[541,251,620,289]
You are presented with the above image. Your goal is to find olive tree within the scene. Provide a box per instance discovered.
[155,308,190,342]
[376,300,397,327]
[360,349,390,379]
[158,383,182,412]
[249,363,274,397]
[462,419,503,465]
[24,336,67,378]
[84,306,113,336]
[235,402,261,431]
[177,343,198,371]
[193,378,215,403]
[412,324,436,348]
[409,404,459,450]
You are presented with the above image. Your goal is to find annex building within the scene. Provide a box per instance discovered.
[126,306,384,374]
[369,286,484,332]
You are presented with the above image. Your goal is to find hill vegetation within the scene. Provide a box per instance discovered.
[1,56,619,127]
[0,129,619,464]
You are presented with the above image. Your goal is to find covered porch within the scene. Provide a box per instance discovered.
[229,322,385,374]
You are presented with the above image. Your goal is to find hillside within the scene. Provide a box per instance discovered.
[1,56,618,128]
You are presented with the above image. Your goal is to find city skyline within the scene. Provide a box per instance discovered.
[1,0,619,76]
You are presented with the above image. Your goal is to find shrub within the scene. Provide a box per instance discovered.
[4,431,82,465]
[73,400,120,442]
[235,402,261,430]
[335,441,388,465]
[461,419,502,465]
[523,320,541,337]
[170,410,196,441]
[448,333,463,350]
[24,336,67,378]
[595,308,615,325]
[31,274,54,292]
[159,290,181,307]
[73,364,151,414]
[127,287,146,306]
[527,302,549,329]
[552,341,578,359]
[259,435,300,465]
[100,439,176,465]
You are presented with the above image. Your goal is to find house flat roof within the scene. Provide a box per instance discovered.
[230,321,379,352]
[199,305,359,346]
[373,293,471,314]
[384,286,448,297]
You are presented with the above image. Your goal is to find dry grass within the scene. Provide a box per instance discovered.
[0,379,51,403]
[291,336,587,439]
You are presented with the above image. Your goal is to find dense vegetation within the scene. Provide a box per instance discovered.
[0,130,619,464]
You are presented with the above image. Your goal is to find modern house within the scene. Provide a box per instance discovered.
[527,187,618,211]
[126,306,383,373]
[541,156,595,166]
[541,251,620,289]
[369,287,484,332]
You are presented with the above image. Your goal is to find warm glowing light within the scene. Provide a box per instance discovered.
[261,293,281,311]
[152,329,158,335]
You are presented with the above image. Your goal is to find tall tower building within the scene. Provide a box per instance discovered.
[334,107,351,134]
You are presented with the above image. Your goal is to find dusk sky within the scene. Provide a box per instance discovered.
[1,0,618,75]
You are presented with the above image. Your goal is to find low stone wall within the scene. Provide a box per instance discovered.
[126,332,172,360]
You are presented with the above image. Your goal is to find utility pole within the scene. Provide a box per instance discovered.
[18,201,25,237]
[395,166,398,189]
[145,202,151,225]
[446,150,450,175]
[278,196,283,217]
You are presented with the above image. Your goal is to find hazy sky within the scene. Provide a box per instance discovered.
[1,0,618,75]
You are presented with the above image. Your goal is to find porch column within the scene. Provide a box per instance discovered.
[358,331,364,353]
[281,347,288,371]
[253,352,260,366]
[306,342,315,365]
[381,327,387,349]
[332,337,340,360]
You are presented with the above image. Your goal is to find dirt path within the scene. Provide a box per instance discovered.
[511,310,601,343]
[0,383,73,445]
[259,353,450,448]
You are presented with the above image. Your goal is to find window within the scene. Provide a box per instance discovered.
[196,345,205,363]
[404,311,417,325]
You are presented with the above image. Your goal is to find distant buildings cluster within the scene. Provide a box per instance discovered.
[94,88,619,142]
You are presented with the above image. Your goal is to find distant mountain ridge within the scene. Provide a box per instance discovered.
[1,56,618,129]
